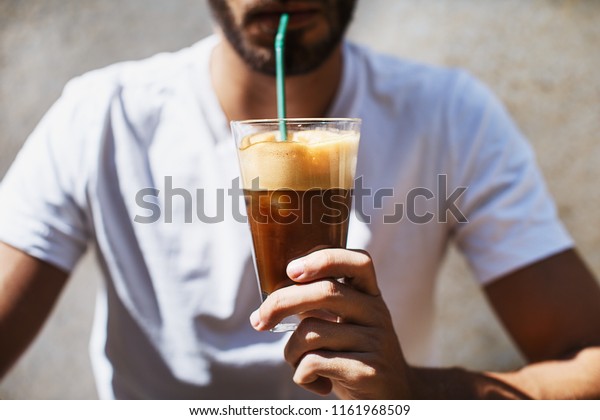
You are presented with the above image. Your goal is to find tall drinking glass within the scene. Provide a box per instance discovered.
[231,118,361,332]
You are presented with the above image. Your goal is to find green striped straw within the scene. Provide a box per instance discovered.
[275,13,289,140]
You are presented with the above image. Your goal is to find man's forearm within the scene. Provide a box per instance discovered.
[410,346,600,399]
[0,243,67,378]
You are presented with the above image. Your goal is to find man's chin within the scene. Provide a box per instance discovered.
[226,29,340,76]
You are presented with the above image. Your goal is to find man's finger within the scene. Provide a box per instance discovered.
[250,280,386,331]
[296,376,333,396]
[286,248,380,296]
[293,351,376,390]
[284,318,375,367]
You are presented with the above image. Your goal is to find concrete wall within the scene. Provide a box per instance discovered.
[1,0,598,398]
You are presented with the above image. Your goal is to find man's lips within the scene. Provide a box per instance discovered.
[245,4,322,32]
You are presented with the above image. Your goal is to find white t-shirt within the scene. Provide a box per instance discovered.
[0,36,573,399]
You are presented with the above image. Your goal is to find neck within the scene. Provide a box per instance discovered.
[210,34,343,122]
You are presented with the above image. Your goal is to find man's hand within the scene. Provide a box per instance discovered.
[249,248,413,399]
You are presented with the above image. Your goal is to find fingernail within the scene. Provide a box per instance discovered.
[287,258,305,279]
[250,309,261,329]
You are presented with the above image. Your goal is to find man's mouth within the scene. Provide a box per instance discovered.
[244,2,323,33]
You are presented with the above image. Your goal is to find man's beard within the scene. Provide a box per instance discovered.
[208,0,357,76]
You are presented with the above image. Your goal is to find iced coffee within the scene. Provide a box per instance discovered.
[231,119,360,331]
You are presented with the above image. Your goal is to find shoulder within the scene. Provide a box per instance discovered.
[346,42,473,110]
[347,42,507,140]
[59,36,213,113]
[45,36,215,151]
[30,38,214,177]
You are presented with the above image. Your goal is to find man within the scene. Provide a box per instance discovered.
[0,0,599,399]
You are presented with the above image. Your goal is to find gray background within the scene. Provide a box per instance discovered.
[1,0,599,399]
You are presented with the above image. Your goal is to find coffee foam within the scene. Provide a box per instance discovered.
[238,130,359,190]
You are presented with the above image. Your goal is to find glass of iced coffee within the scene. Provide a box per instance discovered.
[231,118,361,332]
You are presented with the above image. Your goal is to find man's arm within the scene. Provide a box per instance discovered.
[251,248,600,399]
[485,248,600,398]
[0,242,68,378]
[411,249,600,399]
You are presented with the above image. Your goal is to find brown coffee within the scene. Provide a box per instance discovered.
[245,188,352,296]
[236,127,359,304]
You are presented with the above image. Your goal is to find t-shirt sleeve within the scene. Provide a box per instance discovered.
[0,80,93,273]
[448,72,573,285]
